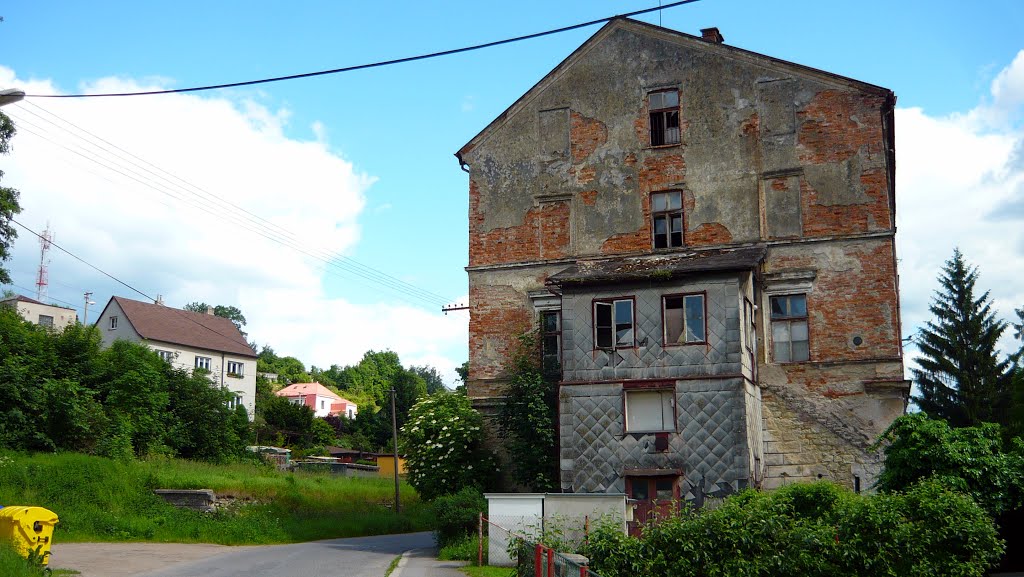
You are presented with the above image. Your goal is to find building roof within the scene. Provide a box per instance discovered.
[276,382,353,404]
[1,294,77,311]
[547,246,766,287]
[109,296,256,358]
[456,17,894,161]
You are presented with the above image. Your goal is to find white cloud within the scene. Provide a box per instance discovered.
[0,66,468,382]
[897,50,1024,365]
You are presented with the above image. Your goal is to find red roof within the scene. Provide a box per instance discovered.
[276,382,354,404]
[110,296,256,358]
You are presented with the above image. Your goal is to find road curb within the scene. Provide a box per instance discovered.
[388,547,420,577]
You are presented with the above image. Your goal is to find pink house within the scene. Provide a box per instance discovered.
[275,382,358,419]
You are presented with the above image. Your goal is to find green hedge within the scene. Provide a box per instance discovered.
[585,481,1003,577]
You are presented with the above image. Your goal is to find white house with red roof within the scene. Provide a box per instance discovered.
[95,296,258,419]
[1,294,78,331]
[275,382,358,419]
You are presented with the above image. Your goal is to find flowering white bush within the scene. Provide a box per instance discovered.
[401,393,497,500]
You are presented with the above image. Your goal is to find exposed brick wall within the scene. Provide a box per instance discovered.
[798,90,887,164]
[765,241,901,364]
[570,111,608,162]
[468,283,532,389]
[540,200,571,260]
[800,169,892,236]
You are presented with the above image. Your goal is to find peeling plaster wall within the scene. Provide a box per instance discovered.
[462,20,905,494]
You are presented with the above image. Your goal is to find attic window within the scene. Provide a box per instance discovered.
[648,90,680,146]
[108,315,118,330]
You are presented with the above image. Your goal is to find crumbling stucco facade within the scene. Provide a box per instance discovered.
[457,19,908,502]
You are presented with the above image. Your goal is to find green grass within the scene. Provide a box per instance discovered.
[458,566,514,577]
[0,451,433,545]
[0,540,77,577]
[384,554,402,577]
[439,534,487,562]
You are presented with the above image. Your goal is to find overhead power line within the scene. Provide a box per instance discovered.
[26,0,702,99]
[11,219,258,345]
[6,102,462,310]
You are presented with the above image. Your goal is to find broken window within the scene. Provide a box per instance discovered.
[625,389,675,432]
[195,356,212,371]
[594,298,634,350]
[648,90,680,146]
[651,191,683,249]
[664,293,705,344]
[540,310,561,376]
[770,294,809,362]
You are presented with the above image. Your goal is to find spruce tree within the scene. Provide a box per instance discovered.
[912,248,1012,427]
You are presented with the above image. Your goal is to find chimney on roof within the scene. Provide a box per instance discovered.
[700,27,724,44]
[206,306,214,315]
[155,294,164,306]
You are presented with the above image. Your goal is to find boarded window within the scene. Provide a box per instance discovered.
[625,389,674,432]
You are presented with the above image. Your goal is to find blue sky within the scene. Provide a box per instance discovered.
[1,1,1023,384]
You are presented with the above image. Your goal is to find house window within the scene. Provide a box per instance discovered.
[540,310,561,375]
[595,298,634,350]
[156,350,175,363]
[227,361,244,377]
[744,298,756,353]
[38,314,54,328]
[108,316,118,330]
[648,90,680,146]
[227,395,241,410]
[651,191,683,249]
[320,400,326,410]
[664,294,705,345]
[195,356,212,371]
[625,389,675,432]
[770,294,809,362]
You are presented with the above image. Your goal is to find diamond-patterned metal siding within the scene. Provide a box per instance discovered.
[561,278,742,383]
[560,378,751,500]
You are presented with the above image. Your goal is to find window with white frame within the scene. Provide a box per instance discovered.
[664,293,705,344]
[770,294,809,362]
[648,90,681,146]
[195,356,212,371]
[227,395,241,410]
[625,389,675,432]
[38,314,54,328]
[109,316,118,330]
[594,298,634,350]
[156,350,175,363]
[227,361,244,377]
[651,191,683,249]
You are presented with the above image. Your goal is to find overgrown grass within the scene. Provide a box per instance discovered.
[458,566,513,577]
[439,534,487,562]
[0,451,433,544]
[0,540,76,577]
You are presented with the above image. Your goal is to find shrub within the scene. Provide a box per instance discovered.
[438,534,487,562]
[433,487,487,547]
[401,394,497,501]
[585,481,1003,577]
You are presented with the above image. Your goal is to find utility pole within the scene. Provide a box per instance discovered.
[83,292,95,325]
[390,386,401,514]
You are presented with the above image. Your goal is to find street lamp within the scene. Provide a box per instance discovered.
[83,292,96,325]
[0,89,25,108]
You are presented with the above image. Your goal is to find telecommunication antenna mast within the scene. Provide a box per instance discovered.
[35,223,53,302]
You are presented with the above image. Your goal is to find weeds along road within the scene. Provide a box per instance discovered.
[50,531,435,577]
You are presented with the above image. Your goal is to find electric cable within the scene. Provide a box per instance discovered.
[25,1,701,98]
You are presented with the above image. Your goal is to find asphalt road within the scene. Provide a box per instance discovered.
[50,532,437,577]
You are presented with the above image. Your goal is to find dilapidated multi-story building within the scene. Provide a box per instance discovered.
[456,18,908,519]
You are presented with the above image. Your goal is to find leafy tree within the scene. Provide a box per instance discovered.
[912,249,1013,426]
[455,361,468,395]
[0,111,22,284]
[411,365,447,394]
[499,331,558,491]
[184,302,248,337]
[874,413,1024,516]
[164,366,248,462]
[401,393,498,500]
